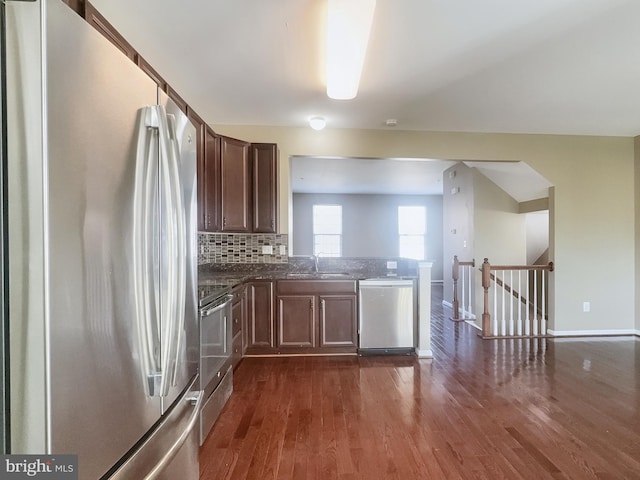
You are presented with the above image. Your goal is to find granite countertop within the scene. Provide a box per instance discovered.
[197,257,420,307]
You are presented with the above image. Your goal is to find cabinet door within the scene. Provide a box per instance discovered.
[62,0,85,16]
[137,55,167,91]
[220,136,251,232]
[247,282,274,348]
[203,127,221,232]
[186,110,205,231]
[231,292,244,370]
[85,2,137,61]
[251,143,278,233]
[166,86,188,114]
[277,295,316,348]
[319,295,357,348]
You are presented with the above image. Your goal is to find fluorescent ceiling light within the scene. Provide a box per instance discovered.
[326,0,376,100]
[309,116,327,130]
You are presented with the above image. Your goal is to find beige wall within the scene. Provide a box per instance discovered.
[442,163,474,307]
[213,125,636,334]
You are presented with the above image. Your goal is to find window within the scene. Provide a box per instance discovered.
[313,205,342,257]
[398,206,426,260]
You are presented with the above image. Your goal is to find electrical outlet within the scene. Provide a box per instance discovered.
[386,261,397,269]
[262,245,273,255]
[583,301,590,313]
[279,245,286,255]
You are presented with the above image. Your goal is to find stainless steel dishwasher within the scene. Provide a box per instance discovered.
[358,278,415,354]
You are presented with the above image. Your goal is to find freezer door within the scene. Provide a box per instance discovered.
[106,375,203,480]
[8,1,160,478]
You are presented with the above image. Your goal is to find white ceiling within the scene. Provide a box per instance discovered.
[291,157,457,195]
[291,157,551,201]
[90,0,640,136]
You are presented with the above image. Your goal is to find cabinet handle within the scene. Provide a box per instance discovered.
[234,318,238,324]
[223,217,227,227]
[310,298,313,313]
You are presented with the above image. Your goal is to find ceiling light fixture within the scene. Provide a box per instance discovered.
[326,0,376,100]
[309,116,327,130]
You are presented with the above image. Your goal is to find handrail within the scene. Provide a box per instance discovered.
[481,258,553,339]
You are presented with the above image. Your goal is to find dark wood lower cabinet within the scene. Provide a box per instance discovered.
[243,279,357,355]
[277,295,316,348]
[246,281,275,352]
[319,295,358,348]
[231,285,245,370]
[274,280,358,354]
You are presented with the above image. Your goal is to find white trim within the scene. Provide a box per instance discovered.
[416,349,433,358]
[547,329,639,337]
[465,320,481,330]
[431,279,444,284]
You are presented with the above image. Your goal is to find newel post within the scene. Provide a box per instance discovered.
[481,258,491,337]
[452,255,460,320]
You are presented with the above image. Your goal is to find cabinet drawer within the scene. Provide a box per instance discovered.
[232,306,242,337]
[276,280,357,295]
[232,284,245,304]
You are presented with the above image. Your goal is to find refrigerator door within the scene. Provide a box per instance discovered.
[157,91,198,413]
[7,1,160,478]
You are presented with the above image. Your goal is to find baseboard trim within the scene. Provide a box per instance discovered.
[547,329,640,337]
[416,349,433,358]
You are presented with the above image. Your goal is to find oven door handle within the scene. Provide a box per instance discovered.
[200,295,233,317]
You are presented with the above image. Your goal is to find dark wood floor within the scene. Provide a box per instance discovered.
[199,285,640,479]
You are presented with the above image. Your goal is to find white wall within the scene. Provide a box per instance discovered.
[212,125,636,335]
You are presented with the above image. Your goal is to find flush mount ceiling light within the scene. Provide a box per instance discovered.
[309,116,327,130]
[326,0,376,100]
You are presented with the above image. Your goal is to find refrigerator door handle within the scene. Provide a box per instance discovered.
[134,107,162,396]
[155,107,187,396]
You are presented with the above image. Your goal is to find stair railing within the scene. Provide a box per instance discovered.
[481,258,554,339]
[451,256,475,321]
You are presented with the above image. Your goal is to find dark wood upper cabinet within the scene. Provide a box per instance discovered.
[203,127,222,232]
[186,109,205,231]
[85,2,137,62]
[166,86,188,114]
[137,56,167,91]
[61,0,85,17]
[251,143,278,233]
[220,136,251,232]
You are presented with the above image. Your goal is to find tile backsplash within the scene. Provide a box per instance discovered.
[198,232,288,265]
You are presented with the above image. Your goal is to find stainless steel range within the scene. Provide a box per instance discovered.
[198,290,233,445]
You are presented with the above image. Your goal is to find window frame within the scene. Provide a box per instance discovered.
[312,204,342,257]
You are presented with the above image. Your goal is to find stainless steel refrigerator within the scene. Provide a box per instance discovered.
[3,0,201,478]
